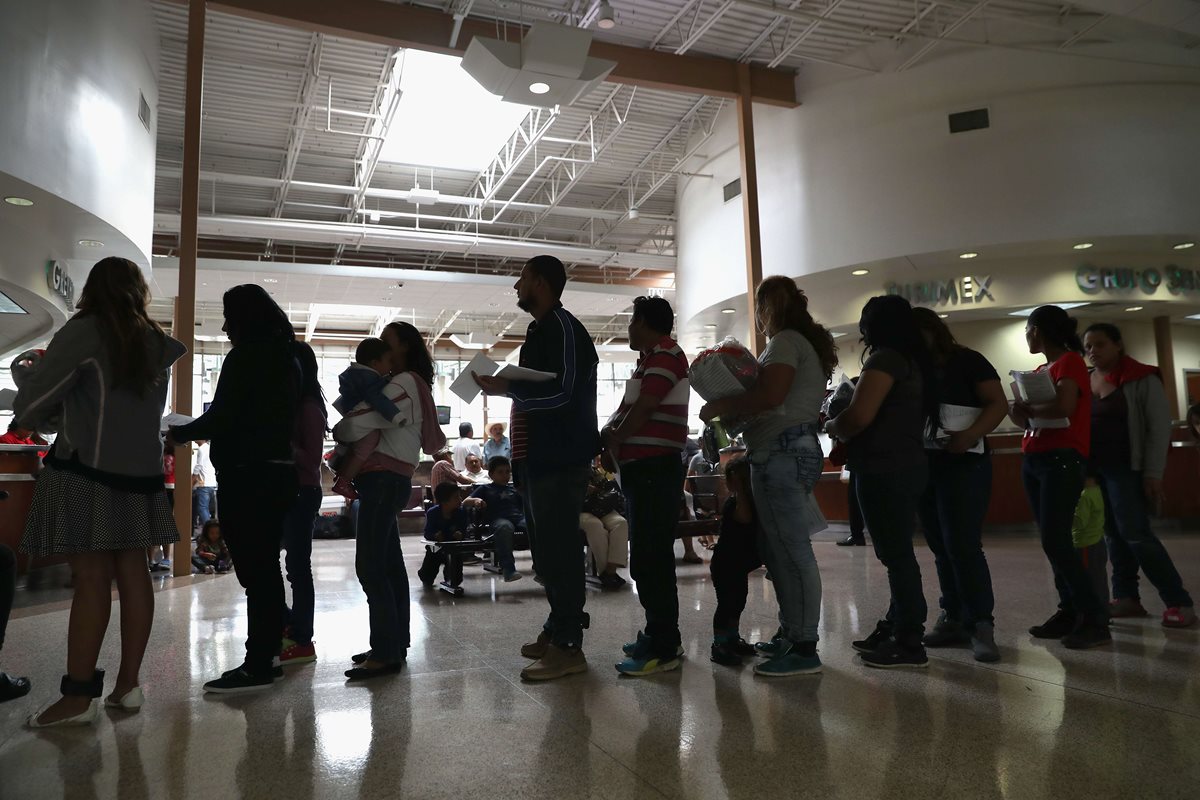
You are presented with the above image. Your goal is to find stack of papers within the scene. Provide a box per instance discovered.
[1009,369,1069,429]
[449,352,557,403]
[926,403,985,454]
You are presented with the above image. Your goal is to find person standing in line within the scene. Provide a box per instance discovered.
[703,277,837,677]
[475,255,599,682]
[0,542,32,703]
[483,422,510,463]
[603,296,691,676]
[836,472,867,547]
[1009,305,1109,648]
[827,294,934,669]
[170,285,300,693]
[1082,323,1195,628]
[193,439,218,528]
[452,422,482,472]
[912,308,1009,662]
[18,257,184,725]
[279,342,329,666]
[341,321,445,680]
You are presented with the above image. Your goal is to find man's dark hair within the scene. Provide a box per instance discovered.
[526,255,567,298]
[487,455,511,472]
[434,481,460,504]
[355,337,389,366]
[632,296,674,336]
[459,422,474,437]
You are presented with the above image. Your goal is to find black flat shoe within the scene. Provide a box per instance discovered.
[351,651,371,665]
[344,662,404,681]
[837,535,866,547]
[0,672,31,703]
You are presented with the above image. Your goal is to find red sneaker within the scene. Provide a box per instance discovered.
[279,639,317,666]
[1163,607,1197,628]
[332,478,358,501]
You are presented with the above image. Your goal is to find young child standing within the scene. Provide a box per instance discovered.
[417,482,470,587]
[331,338,402,499]
[709,457,764,666]
[1072,472,1110,607]
[462,456,524,582]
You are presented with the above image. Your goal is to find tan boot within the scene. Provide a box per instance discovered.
[520,644,587,681]
[520,630,552,660]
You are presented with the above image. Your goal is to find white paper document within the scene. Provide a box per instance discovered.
[1009,369,1069,429]
[926,403,985,454]
[449,353,557,404]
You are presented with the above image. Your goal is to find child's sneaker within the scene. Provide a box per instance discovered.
[279,639,317,666]
[503,568,523,583]
[332,477,358,501]
[1162,606,1196,628]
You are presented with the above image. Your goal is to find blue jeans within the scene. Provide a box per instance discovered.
[1095,463,1193,608]
[489,518,519,572]
[281,485,322,645]
[918,453,995,628]
[194,486,217,527]
[524,462,591,648]
[1021,450,1103,618]
[856,463,930,646]
[749,426,825,643]
[353,472,412,662]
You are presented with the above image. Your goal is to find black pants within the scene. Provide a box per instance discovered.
[856,463,930,647]
[217,464,297,675]
[524,461,592,648]
[1021,449,1103,619]
[418,546,463,587]
[710,522,762,634]
[847,472,865,539]
[624,455,685,656]
[0,544,14,653]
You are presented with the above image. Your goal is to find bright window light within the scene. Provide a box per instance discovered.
[1008,302,1088,317]
[378,50,532,171]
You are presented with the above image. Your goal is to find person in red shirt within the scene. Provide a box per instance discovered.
[0,421,47,453]
[1010,305,1109,649]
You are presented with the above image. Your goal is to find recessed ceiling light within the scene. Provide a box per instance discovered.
[3,196,33,207]
[705,324,717,329]
[529,82,550,95]
[78,239,105,247]
[958,252,979,259]
[262,278,279,284]
[1073,242,1093,250]
[1125,306,1143,312]
[851,269,870,276]
[720,308,736,314]
[1173,242,1195,250]
[938,314,949,319]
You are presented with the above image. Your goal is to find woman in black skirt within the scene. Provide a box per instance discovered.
[16,257,185,727]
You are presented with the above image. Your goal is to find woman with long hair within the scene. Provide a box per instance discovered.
[911,308,1009,662]
[170,284,301,692]
[1010,305,1108,648]
[17,257,185,726]
[279,341,331,666]
[826,294,935,669]
[700,276,837,677]
[1082,322,1194,628]
[341,320,444,679]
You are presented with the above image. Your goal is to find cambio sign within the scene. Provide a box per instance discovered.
[885,276,994,308]
[1076,265,1200,296]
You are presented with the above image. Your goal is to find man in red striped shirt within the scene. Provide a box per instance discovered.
[602,296,691,676]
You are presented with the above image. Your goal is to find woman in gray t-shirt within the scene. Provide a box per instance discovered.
[700,276,837,677]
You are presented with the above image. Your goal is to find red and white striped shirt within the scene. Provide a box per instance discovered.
[613,336,690,463]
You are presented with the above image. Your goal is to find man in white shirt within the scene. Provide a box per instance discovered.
[452,422,482,472]
[463,453,488,483]
[193,440,219,528]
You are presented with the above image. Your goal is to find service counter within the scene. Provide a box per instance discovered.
[0,444,43,574]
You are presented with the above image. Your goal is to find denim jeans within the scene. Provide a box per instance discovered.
[918,453,995,628]
[281,485,323,645]
[1021,450,1103,618]
[847,472,865,539]
[217,464,297,675]
[1095,463,1193,608]
[749,426,826,644]
[194,486,217,528]
[524,462,592,648]
[856,464,929,647]
[489,518,518,572]
[354,471,412,662]
[623,454,685,657]
[0,543,14,653]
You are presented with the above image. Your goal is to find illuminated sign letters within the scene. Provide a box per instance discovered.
[885,276,993,308]
[46,261,75,309]
[1076,265,1199,297]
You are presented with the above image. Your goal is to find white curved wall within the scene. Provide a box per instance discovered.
[677,48,1200,327]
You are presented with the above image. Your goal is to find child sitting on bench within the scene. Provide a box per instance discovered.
[417,482,470,588]
[462,456,524,583]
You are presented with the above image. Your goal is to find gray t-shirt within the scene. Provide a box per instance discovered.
[743,329,827,452]
[845,347,927,474]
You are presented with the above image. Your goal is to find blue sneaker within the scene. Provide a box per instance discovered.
[753,644,823,677]
[622,631,683,658]
[615,652,682,676]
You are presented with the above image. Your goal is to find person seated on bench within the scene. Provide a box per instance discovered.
[430,448,475,490]
[580,460,629,589]
[463,453,488,484]
[417,482,470,588]
[462,456,524,583]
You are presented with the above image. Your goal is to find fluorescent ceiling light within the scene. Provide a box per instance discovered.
[1125,306,1143,312]
[78,239,105,247]
[3,196,33,207]
[720,308,736,314]
[1187,314,1200,320]
[1008,302,1088,317]
[378,50,531,171]
[704,324,717,329]
[1073,242,1093,250]
[851,269,869,276]
[1173,242,1195,250]
[958,252,979,259]
[262,278,279,284]
[831,332,847,338]
[449,333,497,350]
[938,314,949,319]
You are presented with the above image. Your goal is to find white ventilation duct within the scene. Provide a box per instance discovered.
[461,22,616,107]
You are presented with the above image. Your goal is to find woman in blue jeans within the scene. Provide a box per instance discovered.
[827,295,937,669]
[701,276,838,677]
[912,308,1009,662]
[1083,323,1195,628]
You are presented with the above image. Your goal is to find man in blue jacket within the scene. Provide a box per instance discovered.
[475,255,599,681]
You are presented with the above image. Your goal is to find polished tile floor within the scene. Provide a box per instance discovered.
[1,528,1198,799]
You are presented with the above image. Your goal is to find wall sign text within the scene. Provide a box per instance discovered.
[1076,265,1199,296]
[46,261,75,309]
[885,275,994,308]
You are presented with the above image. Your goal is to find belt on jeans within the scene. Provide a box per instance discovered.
[780,423,820,437]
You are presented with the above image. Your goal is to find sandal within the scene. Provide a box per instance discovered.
[1162,607,1197,628]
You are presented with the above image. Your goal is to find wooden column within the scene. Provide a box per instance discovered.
[735,63,765,355]
[1153,315,1180,419]
[171,0,206,579]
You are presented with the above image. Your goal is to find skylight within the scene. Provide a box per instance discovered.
[378,50,532,171]
[1007,302,1089,317]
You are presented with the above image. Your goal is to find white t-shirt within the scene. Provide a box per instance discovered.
[193,442,218,488]
[452,437,482,471]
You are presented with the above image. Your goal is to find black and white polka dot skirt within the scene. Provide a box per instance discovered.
[20,464,180,557]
